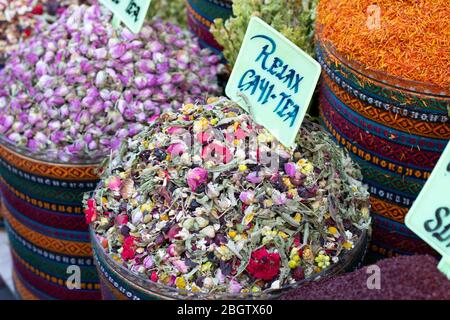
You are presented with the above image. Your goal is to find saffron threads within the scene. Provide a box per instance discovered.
[317,0,450,88]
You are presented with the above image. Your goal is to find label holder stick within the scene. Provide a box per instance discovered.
[112,14,121,28]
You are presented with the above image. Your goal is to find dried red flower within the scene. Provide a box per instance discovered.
[121,236,136,260]
[31,4,44,15]
[84,198,97,224]
[246,247,280,281]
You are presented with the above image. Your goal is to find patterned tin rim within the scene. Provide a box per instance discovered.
[90,226,369,300]
[0,138,100,181]
[0,135,105,166]
[316,25,450,98]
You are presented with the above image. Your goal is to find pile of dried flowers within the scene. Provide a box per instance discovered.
[0,0,81,64]
[88,97,371,295]
[0,4,222,162]
[211,0,318,67]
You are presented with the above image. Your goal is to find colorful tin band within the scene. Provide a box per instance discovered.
[0,178,83,215]
[0,157,98,189]
[354,158,424,198]
[6,222,94,267]
[4,198,89,242]
[316,42,450,115]
[322,82,447,153]
[321,97,436,174]
[0,144,98,181]
[322,112,432,180]
[3,204,92,257]
[367,182,414,210]
[0,167,93,206]
[370,221,438,257]
[13,270,43,300]
[369,195,409,223]
[12,254,99,300]
[185,0,232,54]
[0,184,86,231]
[323,74,450,140]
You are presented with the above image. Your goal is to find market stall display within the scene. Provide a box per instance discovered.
[316,0,450,258]
[88,97,371,299]
[0,3,222,299]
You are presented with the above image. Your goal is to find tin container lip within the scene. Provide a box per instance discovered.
[316,25,450,99]
[90,226,369,300]
[0,135,105,166]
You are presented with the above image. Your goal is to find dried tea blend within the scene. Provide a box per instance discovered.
[88,97,370,294]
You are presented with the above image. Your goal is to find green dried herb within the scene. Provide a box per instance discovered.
[147,0,187,27]
[211,0,318,67]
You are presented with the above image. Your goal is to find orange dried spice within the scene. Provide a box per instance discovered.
[317,0,450,88]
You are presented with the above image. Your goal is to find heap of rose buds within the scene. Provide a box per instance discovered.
[0,4,222,162]
[88,97,371,295]
[0,0,80,63]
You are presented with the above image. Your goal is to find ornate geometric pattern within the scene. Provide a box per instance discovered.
[323,75,450,140]
[0,178,84,214]
[323,83,447,153]
[0,144,99,181]
[3,204,93,257]
[369,196,409,223]
[12,254,100,300]
[13,271,39,300]
[321,102,434,178]
[11,249,100,291]
[321,95,442,169]
[0,157,98,189]
[1,185,87,231]
[317,43,450,114]
[4,199,89,242]
[370,223,439,257]
[366,183,414,208]
[355,159,424,197]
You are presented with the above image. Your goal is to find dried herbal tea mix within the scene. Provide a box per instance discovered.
[0,4,222,162]
[88,97,370,294]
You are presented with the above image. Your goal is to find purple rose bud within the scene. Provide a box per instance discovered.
[247,172,263,184]
[109,43,126,59]
[134,76,147,90]
[284,162,297,177]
